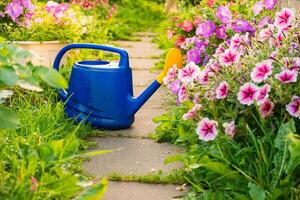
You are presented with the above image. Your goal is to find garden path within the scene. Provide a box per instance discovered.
[83,33,186,200]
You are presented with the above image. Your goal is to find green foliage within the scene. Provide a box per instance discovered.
[0,43,67,128]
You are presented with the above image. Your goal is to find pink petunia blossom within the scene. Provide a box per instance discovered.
[258,16,273,28]
[264,0,278,10]
[215,25,227,39]
[182,104,202,120]
[275,69,298,84]
[253,1,264,16]
[181,20,193,32]
[258,25,274,41]
[187,48,202,64]
[260,99,274,118]
[216,5,232,24]
[178,84,189,103]
[230,34,242,50]
[175,36,185,47]
[215,45,226,57]
[256,84,271,104]
[290,57,300,71]
[237,82,259,105]
[196,20,215,38]
[163,66,178,84]
[178,62,200,84]
[20,0,35,10]
[219,49,240,66]
[196,68,210,85]
[274,8,295,30]
[5,0,23,21]
[250,60,273,83]
[216,81,229,99]
[167,80,181,94]
[196,118,218,141]
[223,121,236,138]
[193,93,201,104]
[193,16,201,26]
[286,96,300,118]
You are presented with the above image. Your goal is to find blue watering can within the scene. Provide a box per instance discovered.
[53,43,183,129]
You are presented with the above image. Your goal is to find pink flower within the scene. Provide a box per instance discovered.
[196,20,215,38]
[223,121,236,138]
[216,81,229,99]
[216,5,232,24]
[178,62,200,84]
[260,99,274,118]
[275,69,298,84]
[178,84,189,103]
[286,96,300,118]
[167,80,181,94]
[253,1,264,16]
[250,61,273,83]
[207,0,215,7]
[196,68,210,85]
[181,20,193,32]
[167,29,173,39]
[30,176,38,191]
[215,25,227,39]
[187,48,201,64]
[163,66,178,84]
[237,82,259,105]
[256,84,271,104]
[274,8,295,30]
[264,0,278,10]
[196,118,218,141]
[215,45,225,55]
[219,49,240,66]
[258,16,273,28]
[183,104,202,120]
[290,57,300,71]
[175,36,185,47]
[5,0,24,21]
[258,25,274,41]
[193,16,201,26]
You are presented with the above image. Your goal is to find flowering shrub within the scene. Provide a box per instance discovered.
[158,0,278,69]
[155,3,300,199]
[0,0,35,31]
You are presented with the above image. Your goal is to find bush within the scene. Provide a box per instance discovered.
[155,1,300,199]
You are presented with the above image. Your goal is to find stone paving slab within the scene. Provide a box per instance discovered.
[105,107,165,137]
[130,58,159,70]
[83,137,182,177]
[103,181,184,200]
[117,41,162,58]
[132,70,158,87]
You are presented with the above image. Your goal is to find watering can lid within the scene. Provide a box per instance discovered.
[76,60,119,69]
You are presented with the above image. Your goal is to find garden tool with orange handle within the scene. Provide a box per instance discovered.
[53,44,183,129]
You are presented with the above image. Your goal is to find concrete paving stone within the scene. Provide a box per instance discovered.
[106,107,165,137]
[130,58,159,70]
[83,137,182,177]
[117,41,163,58]
[132,70,159,87]
[103,181,185,200]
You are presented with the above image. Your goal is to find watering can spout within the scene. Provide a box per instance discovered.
[128,48,183,116]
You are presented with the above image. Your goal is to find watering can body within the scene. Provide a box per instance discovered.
[53,43,182,129]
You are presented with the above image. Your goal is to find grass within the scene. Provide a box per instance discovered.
[0,87,96,199]
[107,169,186,185]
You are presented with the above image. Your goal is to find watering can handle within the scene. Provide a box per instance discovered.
[53,43,129,71]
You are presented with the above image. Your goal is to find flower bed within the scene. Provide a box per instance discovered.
[154,1,300,199]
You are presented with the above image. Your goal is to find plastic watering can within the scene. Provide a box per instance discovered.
[53,43,183,129]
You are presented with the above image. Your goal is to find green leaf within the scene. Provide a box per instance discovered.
[275,119,296,149]
[0,107,19,129]
[0,66,18,86]
[199,156,239,179]
[164,154,185,164]
[286,133,300,174]
[38,143,57,163]
[34,67,68,89]
[76,179,108,200]
[248,182,266,200]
